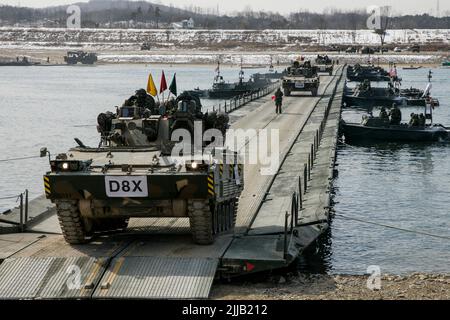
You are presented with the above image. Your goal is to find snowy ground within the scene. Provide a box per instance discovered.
[97,53,441,65]
[0,27,448,65]
[0,27,448,47]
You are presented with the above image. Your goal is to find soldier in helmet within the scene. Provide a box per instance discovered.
[379,107,389,121]
[135,89,156,115]
[274,87,284,114]
[419,113,426,127]
[389,103,402,125]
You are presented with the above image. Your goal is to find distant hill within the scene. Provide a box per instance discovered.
[0,0,449,29]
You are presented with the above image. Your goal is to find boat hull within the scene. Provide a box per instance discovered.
[342,123,448,142]
[207,89,256,99]
[343,95,408,108]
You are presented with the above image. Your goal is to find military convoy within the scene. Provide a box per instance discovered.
[281,60,320,97]
[42,90,244,245]
[64,51,98,65]
[315,55,334,76]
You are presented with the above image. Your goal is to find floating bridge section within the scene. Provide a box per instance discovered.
[0,67,346,300]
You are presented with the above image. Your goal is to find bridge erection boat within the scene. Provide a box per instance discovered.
[341,117,448,143]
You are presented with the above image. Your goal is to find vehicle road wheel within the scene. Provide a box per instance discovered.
[55,200,93,244]
[188,200,214,245]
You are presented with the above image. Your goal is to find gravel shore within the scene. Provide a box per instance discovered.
[211,273,450,300]
[0,48,445,67]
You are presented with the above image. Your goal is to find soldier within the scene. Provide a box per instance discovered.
[274,88,284,114]
[419,113,426,127]
[216,113,230,135]
[413,114,420,126]
[360,79,371,92]
[409,113,415,126]
[135,89,156,115]
[389,104,402,125]
[159,103,166,116]
[380,107,389,121]
[165,97,177,115]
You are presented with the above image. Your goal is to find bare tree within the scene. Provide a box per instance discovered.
[154,6,160,28]
[374,6,391,54]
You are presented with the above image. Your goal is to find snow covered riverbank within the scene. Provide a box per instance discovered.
[0,27,448,48]
[98,52,441,65]
[0,27,447,65]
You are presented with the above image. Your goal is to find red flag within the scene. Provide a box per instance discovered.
[160,71,168,93]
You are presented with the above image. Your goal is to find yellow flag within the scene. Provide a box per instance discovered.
[147,73,157,96]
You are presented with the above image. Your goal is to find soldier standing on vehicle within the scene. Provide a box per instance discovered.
[275,88,284,114]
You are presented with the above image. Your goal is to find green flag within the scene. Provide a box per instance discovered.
[169,73,177,96]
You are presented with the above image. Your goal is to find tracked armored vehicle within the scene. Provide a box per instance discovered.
[42,90,244,245]
[64,51,98,65]
[281,60,320,97]
[315,55,334,76]
[347,64,391,82]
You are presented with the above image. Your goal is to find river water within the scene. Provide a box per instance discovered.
[0,64,449,275]
[300,67,450,275]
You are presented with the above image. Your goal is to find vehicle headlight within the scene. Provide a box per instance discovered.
[50,160,91,172]
[186,161,208,172]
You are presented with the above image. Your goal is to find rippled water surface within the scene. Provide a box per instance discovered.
[303,67,450,275]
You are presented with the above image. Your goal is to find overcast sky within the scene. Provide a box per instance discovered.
[0,0,448,15]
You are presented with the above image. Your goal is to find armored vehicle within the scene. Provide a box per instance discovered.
[282,60,320,97]
[42,90,244,245]
[347,64,391,82]
[64,51,98,65]
[315,55,334,76]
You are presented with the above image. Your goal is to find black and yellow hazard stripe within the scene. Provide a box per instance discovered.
[44,176,51,197]
[219,162,224,177]
[207,173,215,197]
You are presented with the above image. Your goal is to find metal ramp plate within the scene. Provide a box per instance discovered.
[93,257,218,299]
[0,257,108,300]
[0,234,45,260]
